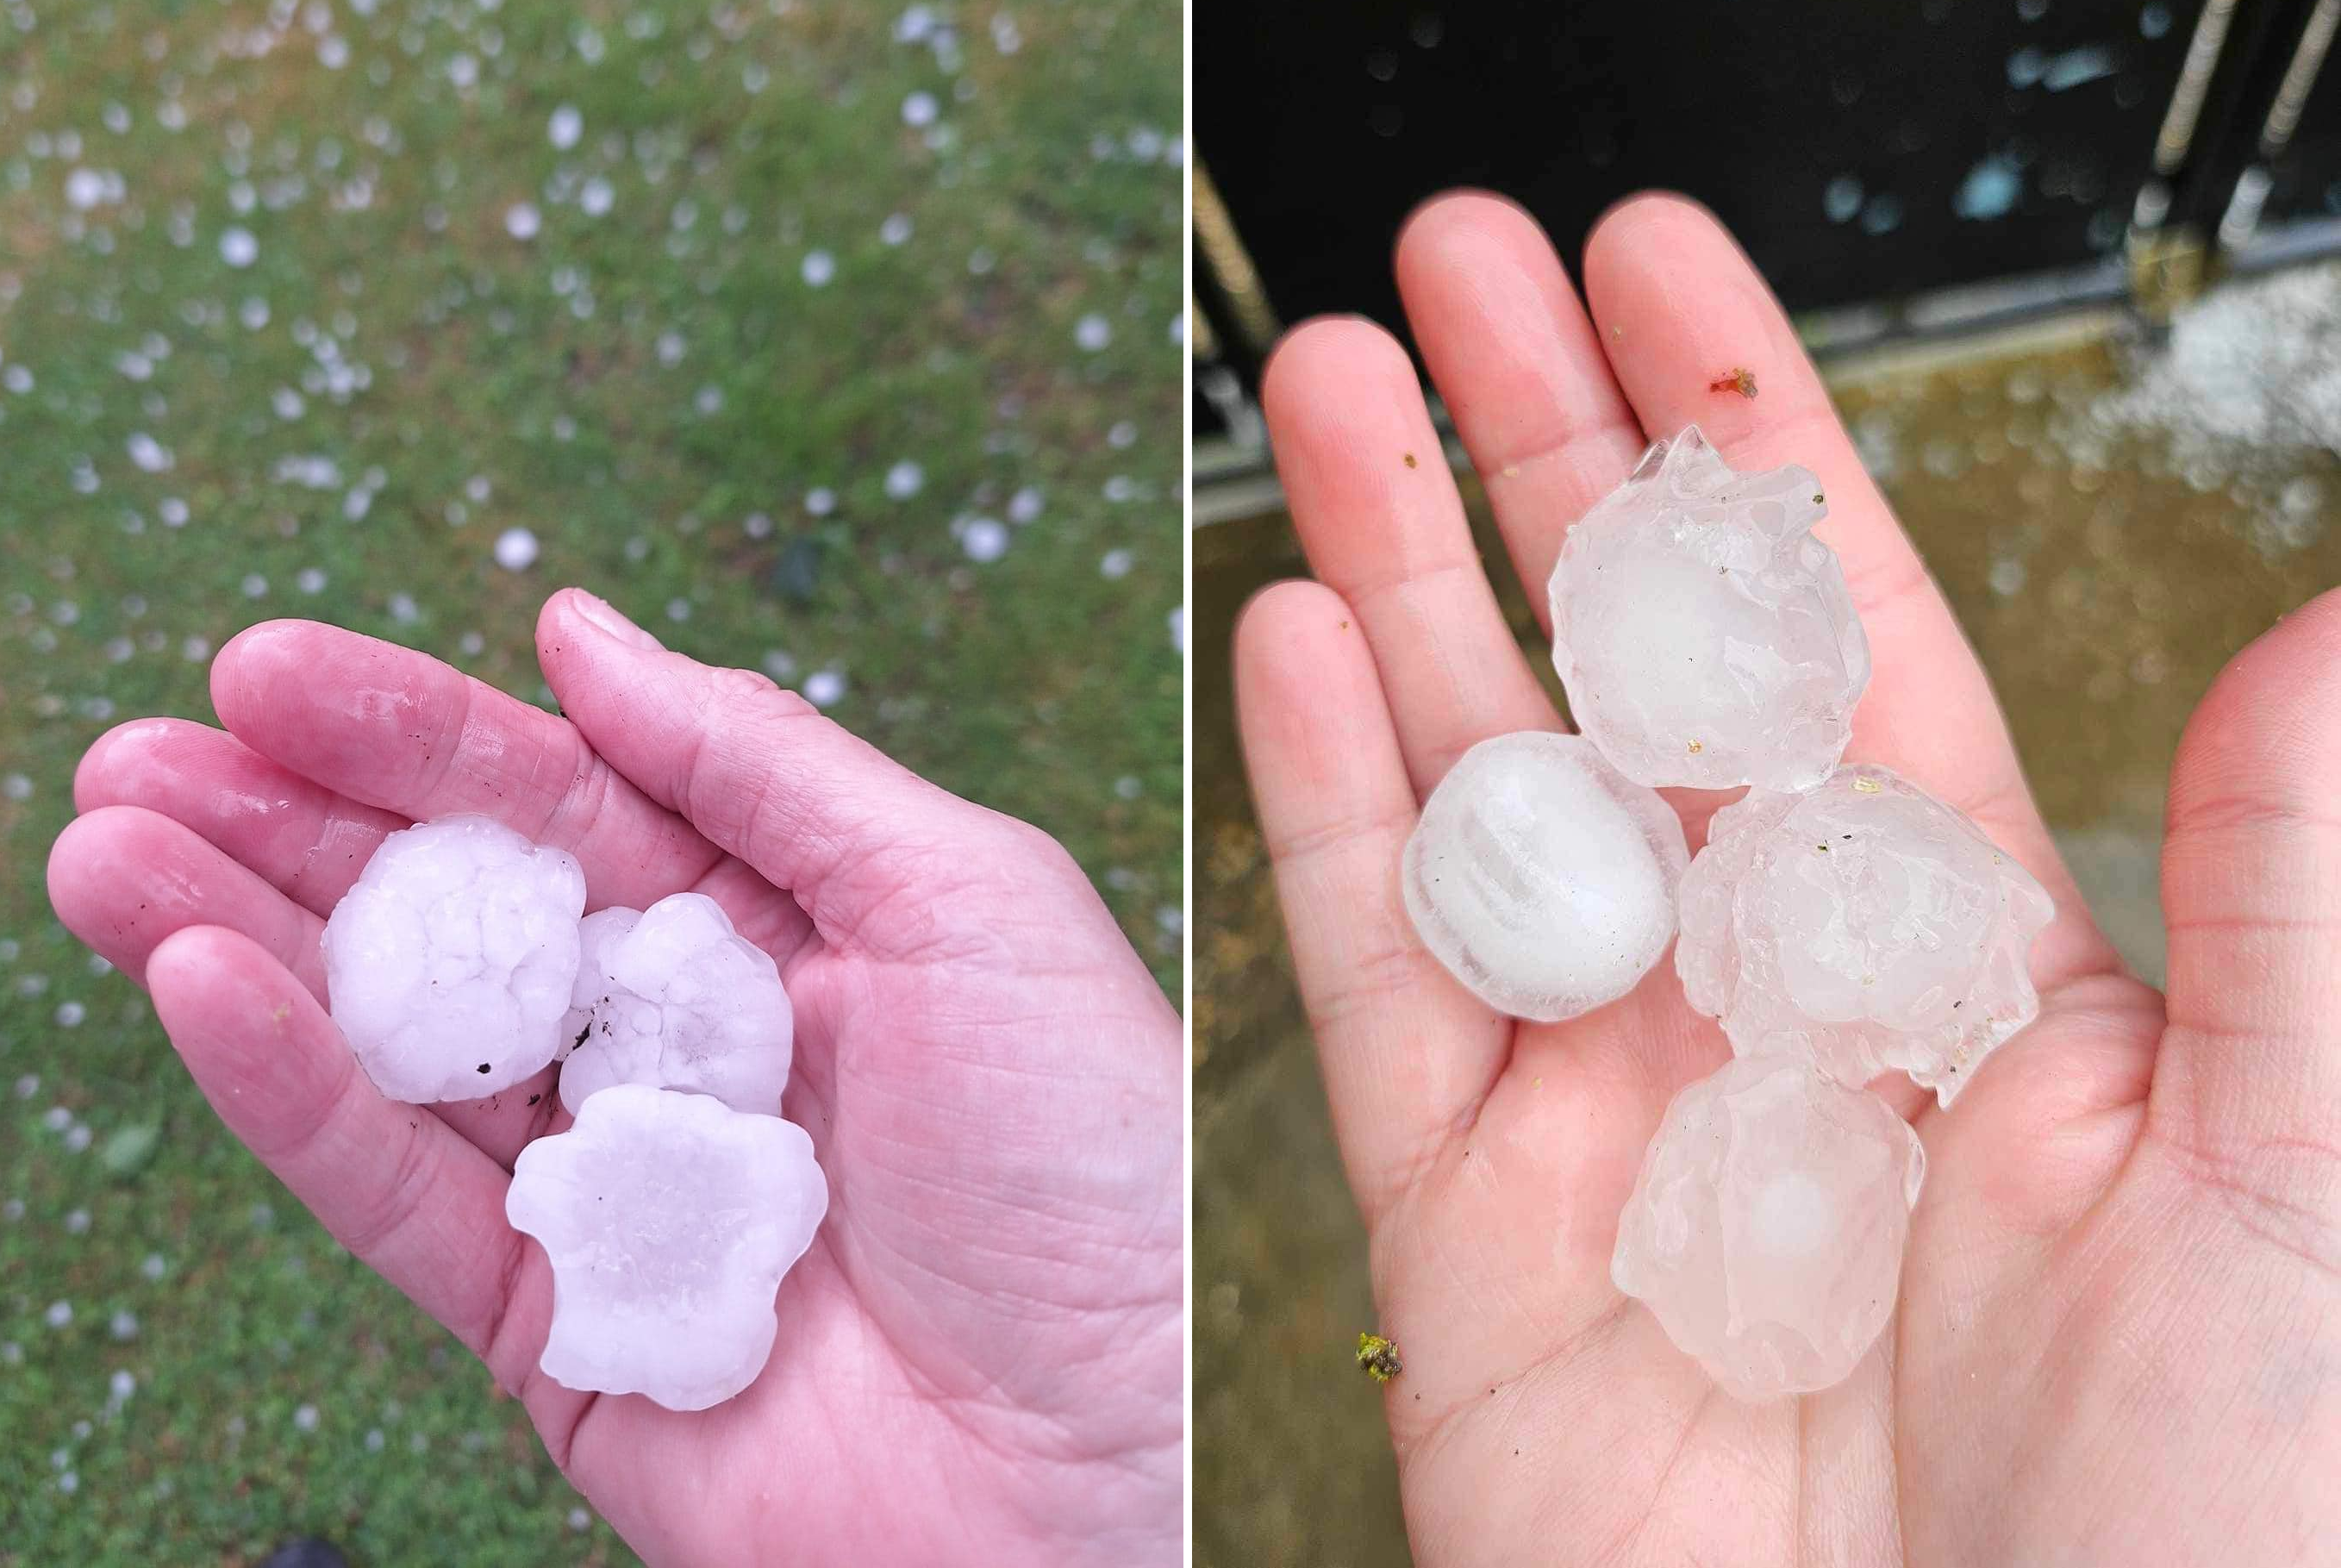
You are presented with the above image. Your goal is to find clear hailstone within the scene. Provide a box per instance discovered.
[506,1084,828,1411]
[557,895,793,1115]
[902,91,939,127]
[548,104,583,150]
[220,227,259,267]
[493,527,540,570]
[802,669,845,708]
[883,460,922,499]
[1613,1054,1925,1401]
[879,212,912,246]
[505,202,541,241]
[1678,764,2055,1107]
[127,433,172,472]
[1075,313,1112,351]
[1403,731,1689,1021]
[961,517,1008,562]
[800,249,835,287]
[321,816,586,1102]
[1548,427,1870,791]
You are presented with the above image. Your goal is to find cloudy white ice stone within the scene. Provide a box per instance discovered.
[1548,427,1870,791]
[321,816,586,1102]
[506,1084,828,1411]
[558,894,794,1115]
[1402,731,1688,1021]
[1677,764,2056,1106]
[1613,1053,1925,1400]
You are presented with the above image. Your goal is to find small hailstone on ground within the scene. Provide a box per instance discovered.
[548,104,583,150]
[1678,763,2055,1106]
[1612,1054,1924,1401]
[961,517,1008,562]
[493,526,539,570]
[505,202,541,241]
[802,669,846,708]
[1549,426,1870,790]
[506,1084,827,1411]
[559,895,792,1114]
[1403,732,1688,1021]
[220,227,259,267]
[322,816,585,1101]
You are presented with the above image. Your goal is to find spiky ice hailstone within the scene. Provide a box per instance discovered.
[321,815,585,1102]
[1402,731,1688,1022]
[506,1084,828,1412]
[558,893,794,1115]
[1548,427,1870,790]
[1612,1054,1925,1401]
[1676,763,2056,1107]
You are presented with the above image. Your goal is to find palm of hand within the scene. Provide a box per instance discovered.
[51,592,1182,1565]
[1236,192,2340,1565]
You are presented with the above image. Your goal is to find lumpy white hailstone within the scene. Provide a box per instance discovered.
[1403,732,1688,1021]
[558,894,794,1115]
[1548,427,1870,791]
[506,1084,828,1411]
[322,816,585,1101]
[1677,763,2055,1107]
[1612,1054,1925,1401]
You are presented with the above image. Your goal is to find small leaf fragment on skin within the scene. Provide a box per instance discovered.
[1357,1331,1403,1383]
[1709,367,1758,398]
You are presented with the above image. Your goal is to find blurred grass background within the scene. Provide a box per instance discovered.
[0,1,1181,1561]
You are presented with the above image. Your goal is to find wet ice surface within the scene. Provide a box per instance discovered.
[321,816,586,1103]
[1677,764,2056,1107]
[1612,1054,1925,1402]
[558,894,794,1115]
[505,1084,827,1413]
[1403,732,1688,1021]
[1549,428,1870,791]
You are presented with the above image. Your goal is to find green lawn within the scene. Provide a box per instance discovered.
[0,2,1182,1560]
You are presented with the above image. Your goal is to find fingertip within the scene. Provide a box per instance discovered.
[209,619,308,724]
[73,717,178,812]
[1583,189,1718,275]
[1233,578,1356,684]
[1261,314,1414,420]
[1394,188,1546,283]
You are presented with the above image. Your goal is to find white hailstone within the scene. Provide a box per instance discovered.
[1613,1054,1924,1401]
[45,1301,72,1328]
[802,669,845,708]
[140,1255,166,1282]
[109,1370,134,1401]
[1099,547,1133,578]
[1008,485,1043,523]
[1075,313,1111,351]
[64,1125,91,1153]
[64,168,108,209]
[321,816,585,1102]
[558,895,793,1115]
[800,249,835,287]
[220,227,259,267]
[109,1310,138,1340]
[883,459,922,499]
[128,433,172,472]
[294,1402,320,1432]
[879,212,912,246]
[506,1084,827,1411]
[504,202,541,241]
[54,1002,84,1027]
[159,497,190,527]
[902,91,939,127]
[961,517,1008,562]
[1677,764,2056,1107]
[548,104,583,150]
[580,177,614,217]
[296,567,326,594]
[1549,427,1870,790]
[493,527,540,570]
[1402,732,1688,1021]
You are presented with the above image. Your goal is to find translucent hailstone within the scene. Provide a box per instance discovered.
[1677,764,2056,1107]
[1403,731,1688,1021]
[1548,427,1870,791]
[321,816,585,1101]
[1612,1054,1925,1400]
[558,894,794,1115]
[506,1084,828,1411]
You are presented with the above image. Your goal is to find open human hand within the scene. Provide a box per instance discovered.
[48,588,1183,1566]
[1234,191,2339,1565]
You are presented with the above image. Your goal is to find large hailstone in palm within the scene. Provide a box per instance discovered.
[507,1084,828,1411]
[1677,764,2056,1107]
[1548,427,1870,791]
[1612,1053,1925,1401]
[321,815,585,1102]
[1402,731,1688,1021]
[558,893,794,1115]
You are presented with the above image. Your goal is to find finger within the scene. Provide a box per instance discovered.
[75,717,407,915]
[2154,587,2341,1173]
[1260,315,1559,795]
[1395,191,1648,618]
[1581,192,2118,989]
[47,804,559,1170]
[142,926,577,1432]
[1234,579,1505,1220]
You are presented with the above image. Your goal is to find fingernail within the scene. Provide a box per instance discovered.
[570,590,663,651]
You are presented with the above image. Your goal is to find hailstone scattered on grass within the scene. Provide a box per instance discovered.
[558,893,794,1115]
[1611,1053,1925,1401]
[1676,763,2055,1106]
[321,815,585,1102]
[1548,426,1870,791]
[505,1084,828,1411]
[1402,731,1688,1021]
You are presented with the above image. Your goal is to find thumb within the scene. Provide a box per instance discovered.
[2152,586,2341,1174]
